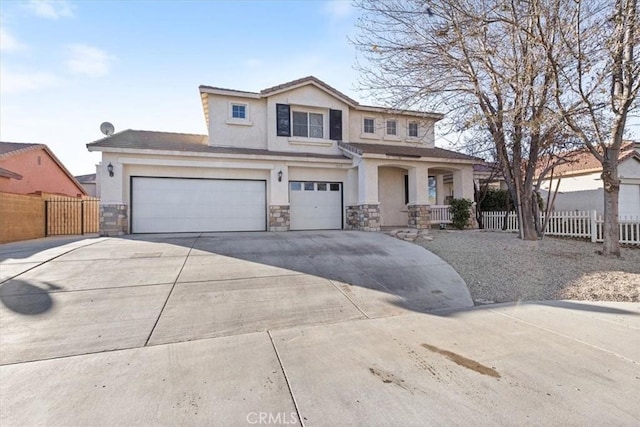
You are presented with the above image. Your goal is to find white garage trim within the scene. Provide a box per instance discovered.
[289,181,343,230]
[131,177,266,233]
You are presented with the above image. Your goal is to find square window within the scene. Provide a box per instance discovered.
[317,183,327,191]
[290,182,302,191]
[363,118,375,134]
[292,111,324,138]
[304,182,315,191]
[330,183,340,191]
[386,120,397,136]
[231,104,246,119]
[409,122,418,137]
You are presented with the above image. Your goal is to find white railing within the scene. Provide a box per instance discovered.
[430,205,452,224]
[481,210,640,245]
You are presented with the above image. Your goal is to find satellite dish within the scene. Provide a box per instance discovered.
[100,122,115,136]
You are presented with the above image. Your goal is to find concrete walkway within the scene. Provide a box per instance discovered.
[0,233,638,425]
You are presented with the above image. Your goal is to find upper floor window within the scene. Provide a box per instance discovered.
[408,121,419,138]
[293,111,323,138]
[363,117,375,134]
[231,104,246,119]
[386,120,397,136]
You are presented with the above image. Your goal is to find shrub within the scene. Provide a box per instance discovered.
[479,189,512,212]
[449,198,474,229]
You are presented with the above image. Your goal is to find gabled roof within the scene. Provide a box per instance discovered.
[199,76,444,129]
[87,129,349,160]
[538,141,639,177]
[259,76,359,106]
[0,141,87,195]
[339,142,482,163]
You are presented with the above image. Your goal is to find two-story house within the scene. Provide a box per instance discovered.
[87,76,479,235]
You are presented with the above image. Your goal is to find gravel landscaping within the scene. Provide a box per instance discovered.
[417,230,640,304]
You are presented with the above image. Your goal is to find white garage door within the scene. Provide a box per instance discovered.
[131,177,266,233]
[620,184,640,219]
[290,181,342,230]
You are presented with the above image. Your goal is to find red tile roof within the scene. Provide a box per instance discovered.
[541,142,639,176]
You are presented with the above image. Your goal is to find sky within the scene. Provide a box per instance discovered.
[0,0,362,175]
[1,0,638,176]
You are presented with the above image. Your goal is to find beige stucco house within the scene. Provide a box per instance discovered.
[87,76,479,235]
[539,141,640,218]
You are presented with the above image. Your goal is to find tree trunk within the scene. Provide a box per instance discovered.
[518,189,538,240]
[601,158,621,256]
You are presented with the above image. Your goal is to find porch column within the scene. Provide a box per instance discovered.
[436,174,445,205]
[453,167,474,200]
[269,164,290,231]
[346,161,380,231]
[357,161,379,205]
[407,165,431,230]
[408,166,429,205]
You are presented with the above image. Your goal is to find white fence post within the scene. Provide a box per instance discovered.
[481,209,638,245]
[590,210,597,243]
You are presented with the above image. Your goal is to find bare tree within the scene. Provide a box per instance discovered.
[544,0,640,256]
[353,0,569,240]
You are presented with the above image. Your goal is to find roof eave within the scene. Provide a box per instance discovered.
[355,105,444,121]
[85,145,352,163]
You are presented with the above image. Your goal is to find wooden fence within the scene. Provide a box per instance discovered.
[45,197,100,236]
[481,210,640,245]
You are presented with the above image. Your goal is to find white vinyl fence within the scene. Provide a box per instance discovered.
[481,210,640,245]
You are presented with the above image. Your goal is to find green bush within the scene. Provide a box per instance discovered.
[449,198,474,229]
[479,189,511,212]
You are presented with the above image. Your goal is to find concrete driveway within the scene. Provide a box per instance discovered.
[1,232,638,425]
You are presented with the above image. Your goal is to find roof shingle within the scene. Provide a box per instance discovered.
[87,130,349,160]
[0,142,42,158]
[339,142,482,162]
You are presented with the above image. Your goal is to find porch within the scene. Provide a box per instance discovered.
[342,160,474,231]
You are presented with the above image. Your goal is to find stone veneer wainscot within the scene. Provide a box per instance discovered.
[346,204,380,231]
[269,205,290,232]
[100,204,128,236]
[407,204,431,229]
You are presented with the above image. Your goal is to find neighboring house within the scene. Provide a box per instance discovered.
[75,173,97,197]
[87,76,479,235]
[538,141,640,218]
[0,142,87,197]
[472,162,507,192]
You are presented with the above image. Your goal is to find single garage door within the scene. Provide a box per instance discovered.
[131,177,266,233]
[290,181,342,230]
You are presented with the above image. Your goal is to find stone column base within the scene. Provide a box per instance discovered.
[269,205,290,232]
[100,204,128,236]
[408,204,431,230]
[346,204,380,231]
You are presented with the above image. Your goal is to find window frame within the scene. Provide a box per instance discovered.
[386,119,397,136]
[226,101,252,125]
[408,121,419,138]
[231,104,246,119]
[363,117,375,134]
[291,110,325,139]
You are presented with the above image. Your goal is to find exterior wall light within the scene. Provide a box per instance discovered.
[107,163,114,177]
[277,170,283,182]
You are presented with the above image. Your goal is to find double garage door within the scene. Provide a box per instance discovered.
[131,177,343,233]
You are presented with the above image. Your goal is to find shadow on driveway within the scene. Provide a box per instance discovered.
[0,280,61,315]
